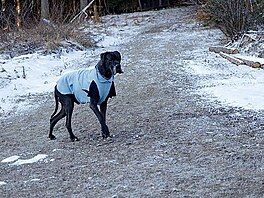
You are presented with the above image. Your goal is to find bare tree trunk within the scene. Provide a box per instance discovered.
[1,0,5,11]
[93,0,100,22]
[138,0,142,11]
[80,0,87,10]
[16,0,22,31]
[73,0,77,14]
[41,0,49,19]
[3,0,16,30]
[98,0,102,16]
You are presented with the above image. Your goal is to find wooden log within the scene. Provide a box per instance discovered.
[209,46,239,54]
[219,52,244,65]
[235,56,262,68]
[219,52,262,68]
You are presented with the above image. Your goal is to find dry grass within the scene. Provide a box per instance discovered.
[0,20,94,56]
[195,8,211,23]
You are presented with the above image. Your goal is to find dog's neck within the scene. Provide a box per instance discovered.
[95,61,113,80]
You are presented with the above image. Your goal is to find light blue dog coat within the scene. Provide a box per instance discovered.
[56,68,114,105]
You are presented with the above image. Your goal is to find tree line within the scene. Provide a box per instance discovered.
[0,0,188,31]
[0,0,86,31]
[0,0,263,39]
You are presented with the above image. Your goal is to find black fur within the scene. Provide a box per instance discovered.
[49,51,122,142]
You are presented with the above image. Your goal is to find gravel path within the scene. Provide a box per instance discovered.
[1,7,263,198]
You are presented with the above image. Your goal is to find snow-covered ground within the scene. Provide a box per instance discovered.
[186,48,264,110]
[0,8,264,119]
[0,50,87,116]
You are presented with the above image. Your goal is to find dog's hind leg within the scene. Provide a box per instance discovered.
[50,87,59,119]
[64,100,79,142]
[49,107,66,140]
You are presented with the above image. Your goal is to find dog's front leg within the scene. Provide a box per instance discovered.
[100,100,107,122]
[90,98,110,138]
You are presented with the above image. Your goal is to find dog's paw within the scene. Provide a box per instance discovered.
[102,132,110,139]
[101,125,110,139]
[49,135,56,140]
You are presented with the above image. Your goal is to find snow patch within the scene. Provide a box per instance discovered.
[1,155,20,163]
[10,154,48,166]
[24,178,41,183]
[0,181,7,185]
[190,58,264,110]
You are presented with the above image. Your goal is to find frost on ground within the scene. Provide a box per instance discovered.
[0,6,264,118]
[0,6,263,198]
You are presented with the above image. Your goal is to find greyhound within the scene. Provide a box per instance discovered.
[49,51,123,141]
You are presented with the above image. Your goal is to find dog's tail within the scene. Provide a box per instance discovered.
[50,87,59,119]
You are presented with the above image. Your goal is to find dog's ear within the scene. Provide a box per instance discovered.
[100,52,110,64]
[113,51,121,61]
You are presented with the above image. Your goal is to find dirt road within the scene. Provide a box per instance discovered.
[1,7,263,197]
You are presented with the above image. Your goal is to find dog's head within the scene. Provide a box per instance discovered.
[97,51,123,80]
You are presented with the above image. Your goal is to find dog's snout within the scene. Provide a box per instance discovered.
[116,64,123,74]
[112,66,117,75]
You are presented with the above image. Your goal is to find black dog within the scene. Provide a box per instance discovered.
[49,51,122,141]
